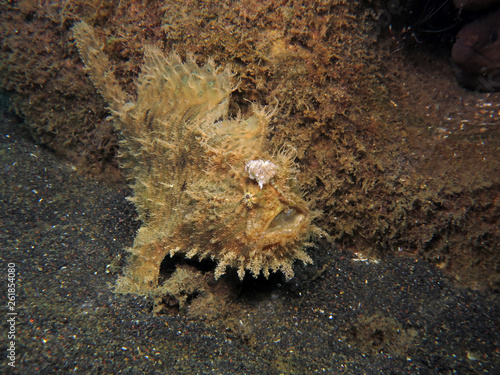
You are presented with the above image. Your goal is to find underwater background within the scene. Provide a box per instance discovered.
[1,0,499,373]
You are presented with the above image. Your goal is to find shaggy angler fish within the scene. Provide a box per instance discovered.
[73,21,319,294]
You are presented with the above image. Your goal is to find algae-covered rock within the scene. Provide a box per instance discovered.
[1,1,498,288]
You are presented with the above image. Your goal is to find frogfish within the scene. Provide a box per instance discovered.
[72,22,320,294]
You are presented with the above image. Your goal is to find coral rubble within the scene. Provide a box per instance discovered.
[73,21,319,293]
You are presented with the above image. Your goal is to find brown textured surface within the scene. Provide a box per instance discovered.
[0,0,499,288]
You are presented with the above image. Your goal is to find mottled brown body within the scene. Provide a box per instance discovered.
[73,22,318,293]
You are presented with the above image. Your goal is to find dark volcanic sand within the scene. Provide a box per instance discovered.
[1,105,499,374]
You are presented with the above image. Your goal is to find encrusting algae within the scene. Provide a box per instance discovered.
[72,22,320,294]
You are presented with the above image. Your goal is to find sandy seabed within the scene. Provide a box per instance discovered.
[1,105,499,374]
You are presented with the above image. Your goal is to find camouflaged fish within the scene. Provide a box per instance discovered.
[73,21,319,294]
